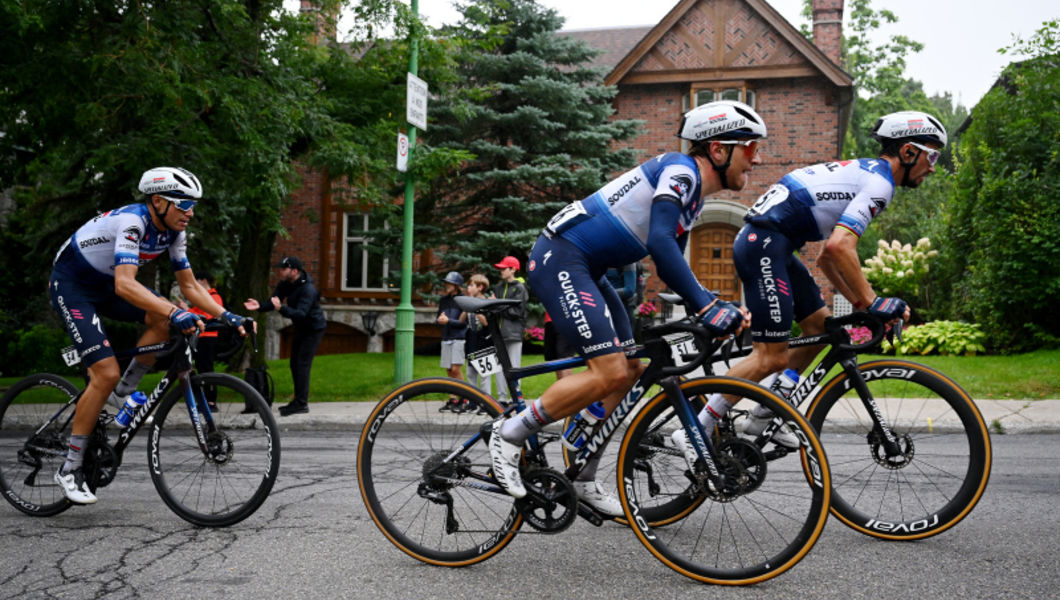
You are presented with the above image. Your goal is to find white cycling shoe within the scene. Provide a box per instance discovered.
[573,480,623,517]
[741,409,800,449]
[54,467,97,504]
[488,420,526,498]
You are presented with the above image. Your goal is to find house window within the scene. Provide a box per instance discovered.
[343,213,391,291]
[681,85,757,152]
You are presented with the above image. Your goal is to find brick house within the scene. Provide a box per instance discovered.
[266,0,852,358]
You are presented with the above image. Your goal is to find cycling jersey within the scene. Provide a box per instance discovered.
[52,203,190,285]
[547,152,704,266]
[744,159,895,247]
[530,152,713,358]
[49,203,190,367]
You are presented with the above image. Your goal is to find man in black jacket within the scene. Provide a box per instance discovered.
[244,256,326,416]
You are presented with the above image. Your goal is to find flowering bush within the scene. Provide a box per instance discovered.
[524,326,544,342]
[637,301,659,318]
[862,238,938,298]
[845,326,874,345]
[880,320,986,356]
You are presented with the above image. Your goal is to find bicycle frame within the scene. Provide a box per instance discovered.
[452,296,731,499]
[50,329,224,473]
[723,312,906,458]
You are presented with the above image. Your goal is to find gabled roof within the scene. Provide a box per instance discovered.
[564,0,852,89]
[557,26,653,72]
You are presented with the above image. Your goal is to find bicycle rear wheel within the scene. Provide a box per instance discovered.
[0,373,80,517]
[618,377,831,585]
[807,359,991,540]
[358,378,521,567]
[148,373,280,527]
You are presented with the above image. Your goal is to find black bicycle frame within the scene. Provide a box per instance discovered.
[753,313,905,457]
[459,296,729,494]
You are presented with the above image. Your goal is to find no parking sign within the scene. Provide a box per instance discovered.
[396,132,409,172]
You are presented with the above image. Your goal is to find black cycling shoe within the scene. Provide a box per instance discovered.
[279,403,309,416]
[439,397,462,413]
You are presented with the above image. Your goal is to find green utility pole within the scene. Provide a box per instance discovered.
[394,0,420,384]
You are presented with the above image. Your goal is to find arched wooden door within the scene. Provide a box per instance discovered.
[690,223,741,301]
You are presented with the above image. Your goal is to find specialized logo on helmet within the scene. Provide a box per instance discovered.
[693,118,748,140]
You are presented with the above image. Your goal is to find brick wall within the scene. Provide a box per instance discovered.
[612,76,843,306]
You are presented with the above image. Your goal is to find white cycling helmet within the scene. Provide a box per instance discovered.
[871,111,948,148]
[677,100,768,143]
[138,166,203,200]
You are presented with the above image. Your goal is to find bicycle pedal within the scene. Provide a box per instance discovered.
[576,501,605,527]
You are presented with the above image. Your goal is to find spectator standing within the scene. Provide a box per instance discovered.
[437,271,469,412]
[543,311,576,379]
[460,274,494,397]
[188,272,224,409]
[243,256,325,416]
[492,256,528,405]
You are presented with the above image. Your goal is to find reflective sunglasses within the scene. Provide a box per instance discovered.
[719,139,761,159]
[163,197,198,212]
[908,141,941,166]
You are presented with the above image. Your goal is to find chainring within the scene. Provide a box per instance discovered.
[515,468,577,533]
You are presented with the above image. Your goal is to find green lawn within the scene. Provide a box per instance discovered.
[4,349,1058,403]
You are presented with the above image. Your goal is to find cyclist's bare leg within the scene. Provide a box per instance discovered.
[72,357,120,435]
[539,352,641,421]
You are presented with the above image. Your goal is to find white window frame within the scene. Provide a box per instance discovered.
[342,213,391,291]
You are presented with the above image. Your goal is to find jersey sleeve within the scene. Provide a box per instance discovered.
[652,163,698,207]
[169,231,191,271]
[835,176,894,238]
[113,214,146,268]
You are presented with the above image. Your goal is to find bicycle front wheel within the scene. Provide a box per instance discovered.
[807,359,991,540]
[0,374,80,517]
[148,373,280,527]
[618,377,831,585]
[358,378,521,567]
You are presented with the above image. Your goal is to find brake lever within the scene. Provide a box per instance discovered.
[885,318,904,345]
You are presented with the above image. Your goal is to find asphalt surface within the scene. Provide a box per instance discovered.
[0,430,1058,600]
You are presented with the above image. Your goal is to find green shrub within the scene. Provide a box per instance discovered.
[1,324,79,377]
[882,320,986,356]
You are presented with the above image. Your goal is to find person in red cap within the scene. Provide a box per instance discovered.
[491,256,528,405]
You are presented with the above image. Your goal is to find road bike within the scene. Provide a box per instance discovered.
[358,296,831,585]
[622,294,992,540]
[0,321,280,527]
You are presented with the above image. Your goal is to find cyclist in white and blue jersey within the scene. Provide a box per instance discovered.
[48,167,247,504]
[488,101,764,513]
[678,110,947,455]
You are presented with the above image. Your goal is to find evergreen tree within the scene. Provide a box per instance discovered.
[421,0,641,281]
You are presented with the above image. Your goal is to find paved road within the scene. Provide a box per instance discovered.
[0,432,1057,600]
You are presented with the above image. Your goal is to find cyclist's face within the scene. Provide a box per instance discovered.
[725,141,762,192]
[154,196,194,231]
[901,142,941,188]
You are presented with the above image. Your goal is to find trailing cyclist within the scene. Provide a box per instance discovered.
[49,166,247,504]
[488,100,760,513]
[676,110,947,457]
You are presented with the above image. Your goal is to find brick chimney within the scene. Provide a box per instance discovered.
[300,0,336,45]
[812,0,844,66]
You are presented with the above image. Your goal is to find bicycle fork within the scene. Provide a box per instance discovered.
[837,356,904,458]
[659,376,726,487]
